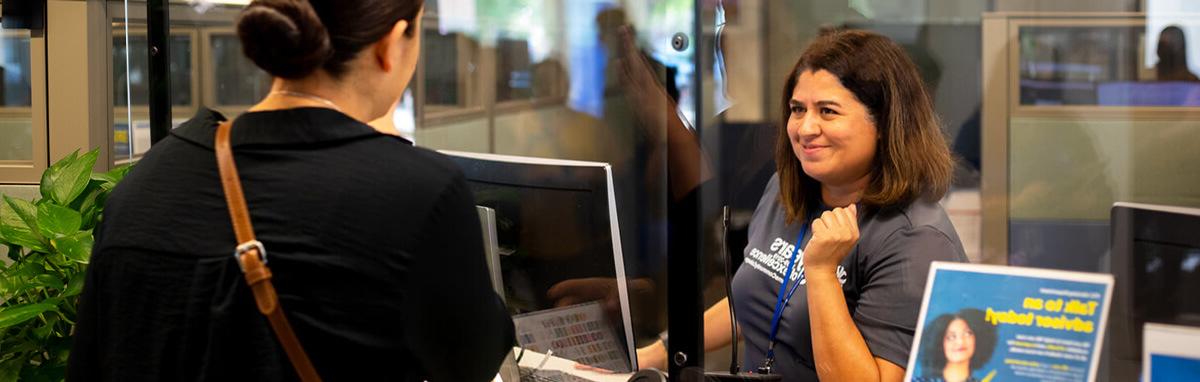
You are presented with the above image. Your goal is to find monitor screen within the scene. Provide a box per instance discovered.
[1132,240,1200,327]
[1108,202,1200,381]
[469,181,613,314]
[443,151,637,372]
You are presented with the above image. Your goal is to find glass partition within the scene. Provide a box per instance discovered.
[111,25,196,163]
[998,17,1200,272]
[0,30,33,165]
[1019,22,1200,107]
[417,0,698,354]
[110,1,251,164]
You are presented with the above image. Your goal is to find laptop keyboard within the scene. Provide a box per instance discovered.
[519,366,596,382]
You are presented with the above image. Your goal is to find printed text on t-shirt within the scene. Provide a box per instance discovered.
[746,236,846,285]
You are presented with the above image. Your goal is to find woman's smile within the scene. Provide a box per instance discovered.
[800,143,830,157]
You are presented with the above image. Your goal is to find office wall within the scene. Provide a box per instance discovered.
[415,118,490,153]
[1009,117,1200,221]
[492,104,615,162]
[717,0,766,123]
[993,0,1140,13]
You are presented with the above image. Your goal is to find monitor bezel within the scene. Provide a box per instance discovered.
[441,150,638,372]
[1108,202,1200,379]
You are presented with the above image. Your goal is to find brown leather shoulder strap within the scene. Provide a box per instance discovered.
[215,121,322,382]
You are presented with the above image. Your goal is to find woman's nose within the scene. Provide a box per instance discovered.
[797,114,820,137]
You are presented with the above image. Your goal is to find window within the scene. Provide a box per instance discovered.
[205,32,271,111]
[0,31,33,164]
[111,27,197,163]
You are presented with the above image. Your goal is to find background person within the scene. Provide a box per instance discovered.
[1156,25,1200,82]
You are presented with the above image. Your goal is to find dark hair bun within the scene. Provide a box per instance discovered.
[237,0,333,79]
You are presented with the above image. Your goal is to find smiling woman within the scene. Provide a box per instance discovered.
[636,28,968,382]
[786,69,879,207]
[775,28,953,225]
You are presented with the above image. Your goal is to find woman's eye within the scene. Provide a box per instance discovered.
[821,108,838,116]
[790,106,804,115]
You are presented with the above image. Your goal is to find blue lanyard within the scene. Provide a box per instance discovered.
[765,222,808,361]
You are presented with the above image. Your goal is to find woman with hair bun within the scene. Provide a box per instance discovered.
[68,1,514,380]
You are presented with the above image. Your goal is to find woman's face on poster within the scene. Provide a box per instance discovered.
[943,318,976,364]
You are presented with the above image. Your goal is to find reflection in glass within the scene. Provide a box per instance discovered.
[111,30,192,163]
[423,31,466,106]
[496,38,533,102]
[1155,25,1200,82]
[417,1,706,349]
[211,35,271,107]
[112,34,193,107]
[1020,25,1200,106]
[0,31,32,162]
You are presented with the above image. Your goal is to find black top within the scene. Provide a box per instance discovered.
[68,108,514,381]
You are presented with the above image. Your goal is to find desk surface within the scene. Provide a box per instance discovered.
[495,347,633,382]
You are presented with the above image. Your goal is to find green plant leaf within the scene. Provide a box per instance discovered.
[33,274,64,291]
[31,314,59,339]
[4,253,41,279]
[36,203,82,239]
[0,303,56,329]
[0,357,24,382]
[2,255,55,297]
[68,180,102,209]
[62,273,85,298]
[0,273,14,297]
[0,196,47,252]
[21,361,66,382]
[2,195,39,232]
[0,270,64,298]
[72,184,106,230]
[37,150,76,202]
[105,163,133,184]
[90,163,132,186]
[41,149,99,206]
[52,231,92,264]
[0,225,43,252]
[89,172,115,185]
[49,335,74,363]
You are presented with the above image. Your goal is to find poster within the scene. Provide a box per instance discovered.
[905,262,1114,382]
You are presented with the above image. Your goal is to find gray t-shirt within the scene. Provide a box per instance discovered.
[731,174,967,381]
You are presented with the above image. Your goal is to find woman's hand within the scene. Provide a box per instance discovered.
[636,340,668,370]
[803,204,860,274]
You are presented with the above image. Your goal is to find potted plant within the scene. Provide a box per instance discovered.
[0,149,131,380]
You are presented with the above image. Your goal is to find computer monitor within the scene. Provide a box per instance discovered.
[477,206,505,301]
[1106,202,1200,380]
[443,150,637,373]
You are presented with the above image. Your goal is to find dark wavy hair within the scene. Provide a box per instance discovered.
[237,0,424,79]
[920,308,997,376]
[775,28,952,223]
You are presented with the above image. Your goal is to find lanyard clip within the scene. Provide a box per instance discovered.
[756,356,776,375]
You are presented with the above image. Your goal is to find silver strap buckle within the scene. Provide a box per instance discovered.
[234,240,268,271]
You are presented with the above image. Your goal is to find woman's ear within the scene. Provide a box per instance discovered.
[373,19,410,72]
